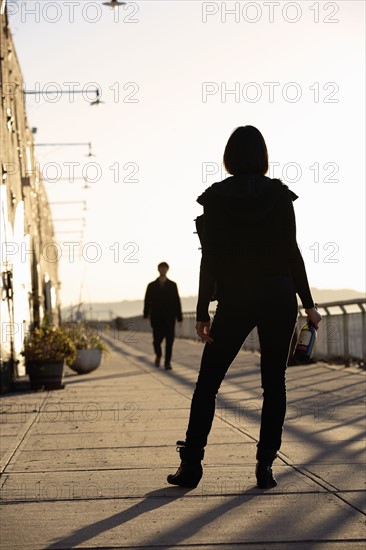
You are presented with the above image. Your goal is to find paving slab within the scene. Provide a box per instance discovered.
[20,427,244,451]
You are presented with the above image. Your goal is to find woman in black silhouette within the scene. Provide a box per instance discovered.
[168,126,321,489]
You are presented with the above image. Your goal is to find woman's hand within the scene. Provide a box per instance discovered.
[196,321,213,344]
[305,307,322,329]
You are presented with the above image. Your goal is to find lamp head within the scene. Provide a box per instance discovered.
[90,88,104,106]
[103,1,126,8]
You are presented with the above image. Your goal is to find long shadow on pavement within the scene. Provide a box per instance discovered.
[46,486,260,549]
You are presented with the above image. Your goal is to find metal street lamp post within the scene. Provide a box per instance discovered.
[24,88,103,106]
[35,142,95,157]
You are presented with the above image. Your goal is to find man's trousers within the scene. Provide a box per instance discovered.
[152,321,175,366]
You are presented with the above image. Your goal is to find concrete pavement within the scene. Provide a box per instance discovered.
[1,330,365,549]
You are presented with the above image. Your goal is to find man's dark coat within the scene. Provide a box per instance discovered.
[143,279,183,326]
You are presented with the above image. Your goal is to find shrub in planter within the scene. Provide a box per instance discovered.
[23,323,77,391]
[64,322,108,374]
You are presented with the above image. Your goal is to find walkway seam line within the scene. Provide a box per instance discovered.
[0,393,49,483]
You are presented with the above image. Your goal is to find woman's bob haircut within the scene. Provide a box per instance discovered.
[223,125,269,176]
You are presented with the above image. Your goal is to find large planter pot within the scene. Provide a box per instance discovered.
[68,349,102,374]
[26,360,65,391]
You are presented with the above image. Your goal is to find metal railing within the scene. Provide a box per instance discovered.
[120,298,366,365]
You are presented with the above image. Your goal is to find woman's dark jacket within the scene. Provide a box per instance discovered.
[196,174,314,322]
[144,279,183,326]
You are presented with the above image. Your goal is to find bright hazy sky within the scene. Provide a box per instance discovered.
[8,0,365,306]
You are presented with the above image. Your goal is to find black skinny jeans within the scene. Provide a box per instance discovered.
[186,275,298,462]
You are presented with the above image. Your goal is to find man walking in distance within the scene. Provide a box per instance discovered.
[143,262,183,370]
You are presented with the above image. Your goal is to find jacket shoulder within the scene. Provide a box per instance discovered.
[196,178,235,206]
[271,178,298,202]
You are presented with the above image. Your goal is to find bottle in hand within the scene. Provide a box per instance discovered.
[293,320,317,363]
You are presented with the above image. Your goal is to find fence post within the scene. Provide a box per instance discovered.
[339,305,349,363]
[358,302,366,365]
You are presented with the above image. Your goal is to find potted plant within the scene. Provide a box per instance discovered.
[23,322,77,390]
[65,322,108,374]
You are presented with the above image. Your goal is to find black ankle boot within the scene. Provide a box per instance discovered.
[255,447,278,488]
[255,462,277,489]
[167,441,204,488]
